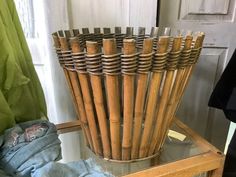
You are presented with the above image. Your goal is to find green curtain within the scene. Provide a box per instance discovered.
[0,0,47,134]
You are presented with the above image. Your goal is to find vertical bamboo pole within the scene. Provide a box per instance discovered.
[70,38,102,156]
[86,41,111,159]
[53,34,74,106]
[139,37,169,158]
[126,27,134,38]
[77,74,102,156]
[103,39,121,160]
[52,33,67,67]
[131,38,153,159]
[150,27,159,49]
[163,34,205,126]
[148,36,183,156]
[94,28,103,46]
[67,37,94,150]
[103,28,114,39]
[114,27,124,48]
[58,36,92,148]
[58,36,80,119]
[158,35,193,149]
[176,34,205,101]
[153,34,205,154]
[136,27,145,49]
[121,39,137,160]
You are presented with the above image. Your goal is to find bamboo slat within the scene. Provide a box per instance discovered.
[57,35,91,148]
[148,36,182,156]
[131,38,153,159]
[67,37,94,150]
[86,41,111,159]
[177,33,205,101]
[121,39,137,160]
[154,34,205,154]
[103,38,121,160]
[165,34,205,129]
[167,34,205,127]
[139,37,169,158]
[158,35,193,149]
[70,38,102,156]
[56,36,80,117]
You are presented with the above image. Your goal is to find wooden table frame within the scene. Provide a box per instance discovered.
[56,119,225,177]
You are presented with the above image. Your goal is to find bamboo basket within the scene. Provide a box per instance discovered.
[52,27,204,162]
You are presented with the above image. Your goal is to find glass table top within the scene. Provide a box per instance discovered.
[58,122,209,176]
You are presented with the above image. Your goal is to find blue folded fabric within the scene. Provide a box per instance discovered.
[32,159,112,177]
[0,120,113,177]
[0,120,61,177]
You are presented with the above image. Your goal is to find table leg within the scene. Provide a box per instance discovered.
[207,156,225,177]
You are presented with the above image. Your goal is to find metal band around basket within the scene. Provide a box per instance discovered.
[178,49,192,69]
[121,52,139,75]
[166,50,181,71]
[102,53,122,59]
[152,52,168,72]
[189,47,200,65]
[86,53,103,58]
[72,51,87,73]
[87,146,162,163]
[86,53,103,75]
[102,53,121,75]
[66,67,76,72]
[139,52,154,58]
[72,51,86,55]
[138,52,154,73]
[61,50,72,54]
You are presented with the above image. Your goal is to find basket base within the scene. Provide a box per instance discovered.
[87,146,162,163]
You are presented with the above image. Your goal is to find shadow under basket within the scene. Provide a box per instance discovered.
[52,26,204,162]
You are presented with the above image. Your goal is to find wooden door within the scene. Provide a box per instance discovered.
[159,0,236,150]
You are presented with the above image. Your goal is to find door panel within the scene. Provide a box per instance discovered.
[187,0,230,15]
[159,0,236,150]
[180,0,235,21]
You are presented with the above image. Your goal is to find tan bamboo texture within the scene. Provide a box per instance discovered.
[163,34,204,129]
[139,36,170,158]
[148,36,183,156]
[53,34,92,148]
[55,35,80,117]
[52,27,205,162]
[158,35,194,149]
[103,38,121,160]
[86,41,111,159]
[121,39,137,160]
[70,37,102,156]
[68,37,94,150]
[131,38,154,159]
[168,34,205,126]
[177,33,205,101]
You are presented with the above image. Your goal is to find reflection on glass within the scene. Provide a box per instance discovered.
[59,123,207,176]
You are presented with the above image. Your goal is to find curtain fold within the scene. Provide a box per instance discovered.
[34,0,76,123]
[0,0,47,134]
